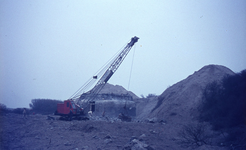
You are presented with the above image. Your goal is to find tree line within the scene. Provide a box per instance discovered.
[29,99,62,115]
[0,99,62,115]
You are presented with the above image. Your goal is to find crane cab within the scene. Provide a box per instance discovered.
[55,100,82,116]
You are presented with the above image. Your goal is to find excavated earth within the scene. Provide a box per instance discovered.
[0,113,227,150]
[0,113,182,150]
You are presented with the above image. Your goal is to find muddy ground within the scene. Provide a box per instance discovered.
[0,113,227,150]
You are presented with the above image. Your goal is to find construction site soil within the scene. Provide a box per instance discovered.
[1,113,227,150]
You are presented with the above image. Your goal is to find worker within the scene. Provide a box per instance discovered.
[88,111,92,117]
[23,108,27,119]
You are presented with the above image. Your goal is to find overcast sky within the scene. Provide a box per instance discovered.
[1,0,246,108]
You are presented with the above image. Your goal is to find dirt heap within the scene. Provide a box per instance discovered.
[88,83,138,118]
[137,64,235,124]
[99,83,139,99]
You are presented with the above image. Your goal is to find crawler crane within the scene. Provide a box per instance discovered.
[55,36,139,120]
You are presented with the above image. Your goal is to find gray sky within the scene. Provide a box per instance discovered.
[1,0,246,108]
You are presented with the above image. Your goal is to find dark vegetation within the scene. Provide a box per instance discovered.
[29,99,62,115]
[179,123,211,147]
[199,70,246,149]
[0,103,24,114]
[1,99,62,115]
[0,103,8,114]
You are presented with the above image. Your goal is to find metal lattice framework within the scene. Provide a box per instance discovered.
[70,36,139,107]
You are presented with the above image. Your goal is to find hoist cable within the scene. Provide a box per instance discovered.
[125,43,137,115]
[127,44,136,90]
[69,41,128,101]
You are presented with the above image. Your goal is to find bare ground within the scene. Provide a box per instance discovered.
[0,113,181,150]
[1,113,228,150]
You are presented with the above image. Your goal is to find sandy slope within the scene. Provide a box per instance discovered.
[139,65,235,123]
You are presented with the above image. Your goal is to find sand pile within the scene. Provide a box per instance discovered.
[138,65,235,124]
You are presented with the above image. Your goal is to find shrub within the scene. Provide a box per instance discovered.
[178,123,211,147]
[199,70,246,147]
[0,103,8,114]
[200,70,246,130]
[146,93,157,98]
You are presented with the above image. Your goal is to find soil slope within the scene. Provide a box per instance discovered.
[147,64,235,124]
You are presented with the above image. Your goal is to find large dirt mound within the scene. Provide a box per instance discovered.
[138,65,235,123]
[99,83,139,99]
[82,83,139,118]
